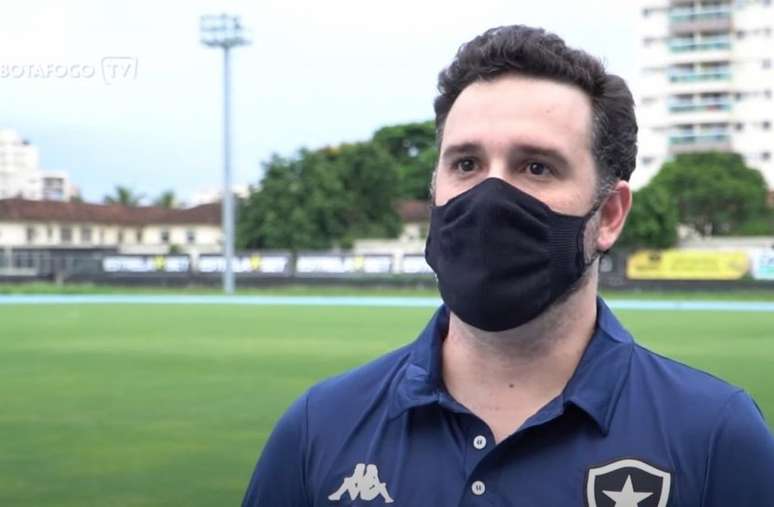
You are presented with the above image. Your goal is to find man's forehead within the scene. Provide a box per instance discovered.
[441,74,593,154]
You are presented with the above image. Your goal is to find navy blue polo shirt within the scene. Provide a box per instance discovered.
[243,299,774,506]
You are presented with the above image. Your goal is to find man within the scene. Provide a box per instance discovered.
[243,25,774,506]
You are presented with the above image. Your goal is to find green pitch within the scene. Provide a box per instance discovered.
[1,303,772,506]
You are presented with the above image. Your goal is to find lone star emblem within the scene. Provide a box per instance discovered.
[603,475,653,507]
[586,458,671,507]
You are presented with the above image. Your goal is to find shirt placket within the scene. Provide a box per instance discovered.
[436,394,500,506]
[445,394,570,506]
[461,416,498,506]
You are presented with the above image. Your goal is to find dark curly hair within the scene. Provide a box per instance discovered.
[434,25,638,190]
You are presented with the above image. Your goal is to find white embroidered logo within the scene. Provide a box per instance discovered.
[328,463,394,503]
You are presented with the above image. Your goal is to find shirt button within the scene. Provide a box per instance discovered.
[473,435,487,450]
[471,480,486,496]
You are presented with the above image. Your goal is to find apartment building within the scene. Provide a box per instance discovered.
[635,0,774,188]
[0,129,78,201]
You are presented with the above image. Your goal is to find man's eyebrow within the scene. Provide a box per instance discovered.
[441,141,572,169]
[440,142,485,161]
[512,145,571,169]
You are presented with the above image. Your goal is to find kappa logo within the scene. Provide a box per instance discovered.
[328,463,394,503]
[586,458,672,507]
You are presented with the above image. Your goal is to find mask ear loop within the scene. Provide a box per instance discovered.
[582,189,614,268]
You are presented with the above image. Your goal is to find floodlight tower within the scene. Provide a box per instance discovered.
[200,14,251,294]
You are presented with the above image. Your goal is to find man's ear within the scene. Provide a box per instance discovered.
[596,180,632,252]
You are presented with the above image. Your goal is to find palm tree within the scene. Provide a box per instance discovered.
[103,186,143,206]
[154,190,177,209]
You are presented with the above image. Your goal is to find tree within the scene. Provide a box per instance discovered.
[103,186,143,206]
[237,118,462,250]
[154,190,177,209]
[324,142,403,244]
[372,121,437,200]
[651,152,768,235]
[238,153,328,251]
[617,184,679,249]
[735,208,774,235]
[237,143,402,251]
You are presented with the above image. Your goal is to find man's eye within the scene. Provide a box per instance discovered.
[454,158,478,173]
[526,162,549,176]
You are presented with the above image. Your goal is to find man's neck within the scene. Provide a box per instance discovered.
[440,275,599,442]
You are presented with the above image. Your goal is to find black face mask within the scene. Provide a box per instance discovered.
[425,177,601,332]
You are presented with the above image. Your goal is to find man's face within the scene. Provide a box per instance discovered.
[434,74,597,216]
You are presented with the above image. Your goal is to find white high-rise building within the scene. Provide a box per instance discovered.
[0,129,78,201]
[188,184,251,207]
[635,0,774,189]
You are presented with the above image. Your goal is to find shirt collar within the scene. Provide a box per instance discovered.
[389,297,634,435]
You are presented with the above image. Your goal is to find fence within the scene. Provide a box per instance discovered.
[1,248,773,289]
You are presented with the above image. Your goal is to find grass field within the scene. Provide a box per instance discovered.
[5,281,774,300]
[1,301,773,506]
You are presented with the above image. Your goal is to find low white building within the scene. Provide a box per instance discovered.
[0,129,78,201]
[0,198,222,255]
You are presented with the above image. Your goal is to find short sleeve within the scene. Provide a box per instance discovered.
[701,390,774,506]
[242,392,310,507]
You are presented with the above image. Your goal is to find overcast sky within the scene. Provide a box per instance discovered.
[0,0,639,204]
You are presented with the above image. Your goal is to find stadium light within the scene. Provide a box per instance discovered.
[199,14,251,294]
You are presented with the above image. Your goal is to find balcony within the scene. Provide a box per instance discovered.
[669,7,732,35]
[668,100,732,113]
[669,70,731,82]
[669,37,731,53]
[670,6,731,22]
[668,132,732,153]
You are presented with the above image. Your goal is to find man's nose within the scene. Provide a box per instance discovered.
[486,159,510,184]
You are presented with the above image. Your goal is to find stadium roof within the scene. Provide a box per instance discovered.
[0,198,431,226]
[396,200,430,223]
[0,198,221,226]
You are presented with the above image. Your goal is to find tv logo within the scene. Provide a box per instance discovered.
[101,57,138,85]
